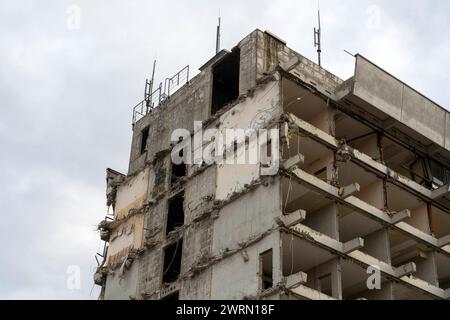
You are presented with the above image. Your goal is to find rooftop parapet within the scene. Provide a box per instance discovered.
[337,55,450,157]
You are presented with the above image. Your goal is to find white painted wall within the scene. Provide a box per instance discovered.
[115,168,149,219]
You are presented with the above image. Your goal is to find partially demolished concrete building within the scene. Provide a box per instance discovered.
[95,29,450,300]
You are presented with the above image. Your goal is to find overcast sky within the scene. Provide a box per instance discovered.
[0,0,449,300]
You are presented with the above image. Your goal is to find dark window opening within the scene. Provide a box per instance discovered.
[162,239,183,284]
[161,291,179,300]
[171,149,186,184]
[166,193,184,235]
[211,48,240,114]
[260,249,273,290]
[266,141,272,158]
[429,158,450,188]
[140,126,149,155]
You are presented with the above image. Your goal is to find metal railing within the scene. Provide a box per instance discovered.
[132,65,190,125]
[164,65,190,97]
[132,84,164,124]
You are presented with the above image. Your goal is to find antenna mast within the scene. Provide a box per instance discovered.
[145,59,156,107]
[314,6,322,66]
[150,59,156,93]
[216,15,221,54]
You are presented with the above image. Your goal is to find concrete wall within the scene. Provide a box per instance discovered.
[210,232,282,300]
[214,79,281,200]
[352,55,450,151]
[104,261,140,300]
[128,68,212,175]
[213,181,281,254]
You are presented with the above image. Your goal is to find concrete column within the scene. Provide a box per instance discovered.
[362,228,391,264]
[414,251,439,287]
[304,204,339,240]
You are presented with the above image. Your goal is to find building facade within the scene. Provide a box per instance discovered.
[94,29,450,300]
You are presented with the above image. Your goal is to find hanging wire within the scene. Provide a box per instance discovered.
[284,176,293,213]
[162,240,180,275]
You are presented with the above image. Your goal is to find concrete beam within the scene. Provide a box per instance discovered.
[286,113,447,209]
[342,238,365,253]
[400,275,447,300]
[285,271,308,289]
[289,223,445,299]
[339,183,361,198]
[282,154,305,171]
[289,285,336,300]
[288,113,338,149]
[276,210,307,227]
[280,56,300,72]
[438,235,450,248]
[285,166,450,257]
[391,209,411,224]
[431,184,450,199]
[395,262,416,278]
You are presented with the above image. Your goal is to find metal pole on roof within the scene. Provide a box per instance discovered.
[314,2,322,67]
[216,14,221,54]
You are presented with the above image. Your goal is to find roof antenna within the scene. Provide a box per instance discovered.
[145,59,156,107]
[314,1,322,67]
[216,11,221,54]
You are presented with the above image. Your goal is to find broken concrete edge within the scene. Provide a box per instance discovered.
[438,235,450,248]
[284,271,308,289]
[391,209,412,224]
[282,154,305,171]
[136,70,281,163]
[141,227,286,301]
[285,111,450,215]
[395,262,417,278]
[284,225,448,300]
[279,56,300,73]
[280,168,450,259]
[288,284,337,301]
[104,248,145,272]
[339,183,361,198]
[431,183,450,199]
[275,209,307,228]
[342,238,365,254]
[97,206,146,232]
[101,178,280,282]
[187,227,279,278]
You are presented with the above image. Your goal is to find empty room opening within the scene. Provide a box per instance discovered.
[140,126,149,155]
[162,239,183,284]
[166,193,185,235]
[211,48,240,114]
[260,249,273,290]
[171,149,186,184]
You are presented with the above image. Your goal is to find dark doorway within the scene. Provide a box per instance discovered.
[166,193,184,235]
[211,48,240,114]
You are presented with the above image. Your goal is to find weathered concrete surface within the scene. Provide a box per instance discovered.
[99,29,450,301]
[212,180,281,255]
[342,55,450,152]
[210,232,282,300]
[104,261,140,300]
